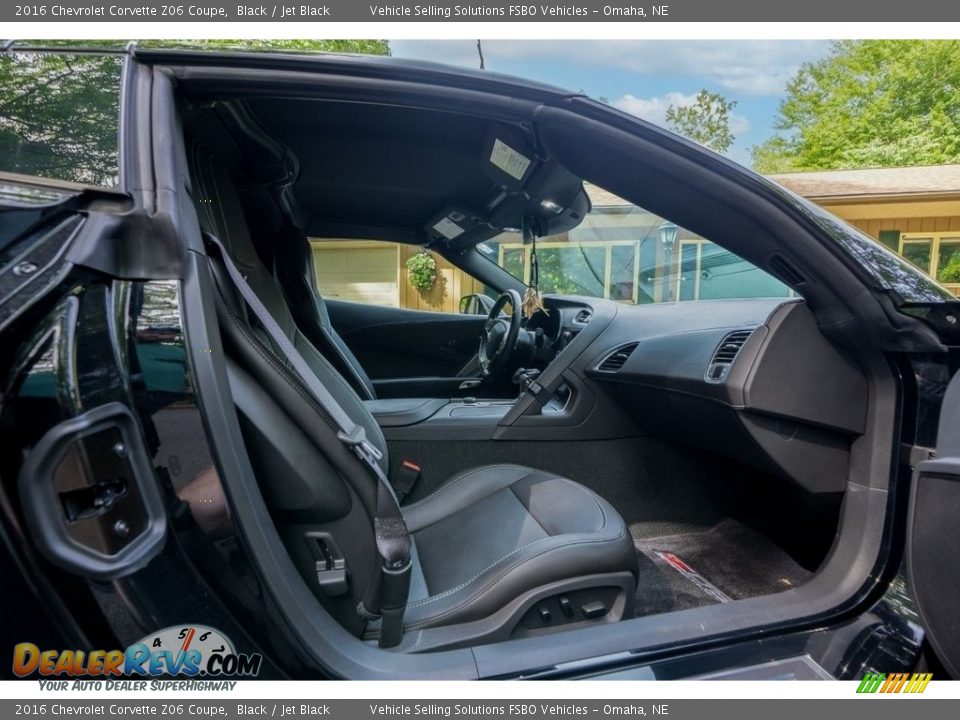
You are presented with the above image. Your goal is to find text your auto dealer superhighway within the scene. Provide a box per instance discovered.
[44,4,227,16]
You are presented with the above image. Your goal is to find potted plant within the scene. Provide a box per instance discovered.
[405,251,438,292]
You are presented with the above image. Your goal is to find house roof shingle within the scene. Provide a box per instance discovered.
[768,164,960,200]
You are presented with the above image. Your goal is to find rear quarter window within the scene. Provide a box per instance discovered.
[0,52,123,187]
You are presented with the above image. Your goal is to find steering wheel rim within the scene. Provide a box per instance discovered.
[478,289,523,377]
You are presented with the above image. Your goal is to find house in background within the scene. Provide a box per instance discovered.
[311,238,486,314]
[311,165,960,312]
[491,184,790,304]
[770,164,960,294]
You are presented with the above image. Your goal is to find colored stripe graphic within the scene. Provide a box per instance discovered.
[856,672,932,694]
[857,673,885,693]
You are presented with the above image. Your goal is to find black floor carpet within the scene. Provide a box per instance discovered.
[631,519,812,617]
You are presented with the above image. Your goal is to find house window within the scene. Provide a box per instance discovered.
[490,206,793,305]
[675,239,795,302]
[899,233,960,290]
[310,239,490,313]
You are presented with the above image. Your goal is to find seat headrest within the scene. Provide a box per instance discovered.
[189,141,263,273]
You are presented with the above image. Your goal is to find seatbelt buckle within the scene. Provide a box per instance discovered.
[394,460,421,502]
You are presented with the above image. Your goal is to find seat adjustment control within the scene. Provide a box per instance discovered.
[538,605,552,623]
[558,596,574,618]
[306,532,349,596]
[581,600,608,619]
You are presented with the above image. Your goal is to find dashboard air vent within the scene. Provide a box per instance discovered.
[705,330,753,382]
[574,309,592,324]
[596,342,639,373]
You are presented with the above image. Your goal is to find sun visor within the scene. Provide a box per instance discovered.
[424,207,487,244]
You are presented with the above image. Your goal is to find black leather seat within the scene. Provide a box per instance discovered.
[398,465,636,636]
[273,227,379,401]
[190,143,638,646]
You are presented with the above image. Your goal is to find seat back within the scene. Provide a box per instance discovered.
[273,224,378,400]
[189,141,386,634]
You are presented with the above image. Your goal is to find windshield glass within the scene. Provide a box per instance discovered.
[793,194,956,303]
[480,185,792,304]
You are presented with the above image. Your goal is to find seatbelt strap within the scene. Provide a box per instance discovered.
[203,233,411,648]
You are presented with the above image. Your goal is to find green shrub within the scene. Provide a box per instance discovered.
[405,251,438,291]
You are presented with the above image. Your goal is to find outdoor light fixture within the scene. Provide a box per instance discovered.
[658,221,679,250]
[658,221,680,302]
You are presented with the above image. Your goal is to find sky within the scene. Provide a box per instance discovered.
[389,40,835,168]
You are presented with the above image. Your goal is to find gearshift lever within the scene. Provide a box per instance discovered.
[512,367,542,392]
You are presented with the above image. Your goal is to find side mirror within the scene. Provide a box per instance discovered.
[460,294,497,315]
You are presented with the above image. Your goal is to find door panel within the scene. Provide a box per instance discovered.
[325,299,483,380]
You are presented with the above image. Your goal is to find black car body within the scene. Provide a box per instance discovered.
[1,43,959,681]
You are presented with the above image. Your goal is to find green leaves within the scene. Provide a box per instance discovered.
[0,53,123,186]
[753,40,960,171]
[0,41,391,188]
[139,40,391,55]
[665,90,738,153]
[405,251,438,291]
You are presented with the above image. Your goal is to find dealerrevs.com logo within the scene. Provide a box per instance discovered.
[13,625,262,679]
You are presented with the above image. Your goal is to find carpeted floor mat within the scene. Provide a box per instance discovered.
[632,518,812,617]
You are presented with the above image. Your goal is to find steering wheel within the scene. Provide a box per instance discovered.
[478,289,523,377]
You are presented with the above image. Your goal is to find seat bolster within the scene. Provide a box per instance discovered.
[398,464,637,631]
[402,464,543,532]
[407,537,430,603]
[403,527,635,630]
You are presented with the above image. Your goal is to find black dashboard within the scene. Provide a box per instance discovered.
[371,293,868,495]
[508,295,868,494]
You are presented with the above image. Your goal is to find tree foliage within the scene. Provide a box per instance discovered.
[19,39,391,55]
[752,40,960,172]
[0,41,390,186]
[149,39,391,55]
[665,89,738,153]
[0,53,124,185]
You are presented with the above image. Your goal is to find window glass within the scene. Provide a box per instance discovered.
[902,240,933,273]
[936,239,960,284]
[0,52,123,187]
[481,186,792,304]
[310,239,493,314]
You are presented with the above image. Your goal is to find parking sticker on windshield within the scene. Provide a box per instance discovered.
[490,138,532,181]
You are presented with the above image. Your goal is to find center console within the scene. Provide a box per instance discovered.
[365,397,515,440]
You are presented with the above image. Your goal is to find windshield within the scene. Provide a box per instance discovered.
[792,193,956,304]
[480,186,792,304]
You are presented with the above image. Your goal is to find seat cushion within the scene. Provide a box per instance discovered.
[397,464,637,631]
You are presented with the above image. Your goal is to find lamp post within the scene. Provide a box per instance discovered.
[658,221,679,301]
